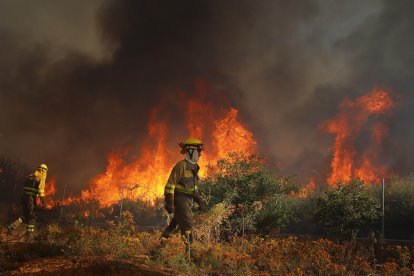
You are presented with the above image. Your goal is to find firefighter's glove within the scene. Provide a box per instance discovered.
[165,194,175,214]
[194,193,207,212]
[165,204,174,214]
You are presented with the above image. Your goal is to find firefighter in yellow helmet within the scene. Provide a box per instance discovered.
[8,163,48,238]
[161,138,206,245]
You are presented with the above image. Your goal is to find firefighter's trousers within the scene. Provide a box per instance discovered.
[21,194,36,233]
[162,193,194,240]
[8,195,37,234]
[174,193,193,234]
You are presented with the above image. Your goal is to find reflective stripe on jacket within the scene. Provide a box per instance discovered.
[164,160,199,195]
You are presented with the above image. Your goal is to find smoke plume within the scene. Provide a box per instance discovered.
[0,0,413,194]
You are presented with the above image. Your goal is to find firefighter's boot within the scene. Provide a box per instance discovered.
[25,224,35,242]
[161,228,174,239]
[7,218,23,235]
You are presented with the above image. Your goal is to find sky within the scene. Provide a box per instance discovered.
[0,0,413,194]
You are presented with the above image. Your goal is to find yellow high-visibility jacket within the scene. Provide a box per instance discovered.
[23,169,47,197]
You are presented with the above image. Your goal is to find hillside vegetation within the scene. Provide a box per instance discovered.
[1,153,414,274]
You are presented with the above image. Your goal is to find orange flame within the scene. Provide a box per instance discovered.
[82,107,174,207]
[77,83,257,207]
[212,108,256,158]
[43,177,57,209]
[185,81,256,175]
[45,176,57,197]
[320,88,394,186]
[196,108,256,177]
[296,178,316,198]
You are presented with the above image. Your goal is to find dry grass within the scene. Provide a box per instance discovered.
[1,218,414,275]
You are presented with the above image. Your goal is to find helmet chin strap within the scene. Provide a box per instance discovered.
[185,148,199,164]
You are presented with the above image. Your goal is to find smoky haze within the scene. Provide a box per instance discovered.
[0,0,413,195]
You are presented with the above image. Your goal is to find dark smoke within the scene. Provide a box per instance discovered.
[0,0,413,197]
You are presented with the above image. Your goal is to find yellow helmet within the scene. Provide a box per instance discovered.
[38,164,48,171]
[179,137,204,154]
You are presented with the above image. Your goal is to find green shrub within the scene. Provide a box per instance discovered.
[255,194,298,234]
[379,175,414,239]
[315,178,380,239]
[199,152,299,237]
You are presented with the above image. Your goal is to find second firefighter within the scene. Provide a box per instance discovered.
[8,163,48,237]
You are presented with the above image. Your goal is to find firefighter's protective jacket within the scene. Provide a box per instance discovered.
[164,159,205,212]
[165,160,200,196]
[23,169,47,197]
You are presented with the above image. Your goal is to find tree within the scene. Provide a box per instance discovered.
[314,178,380,239]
